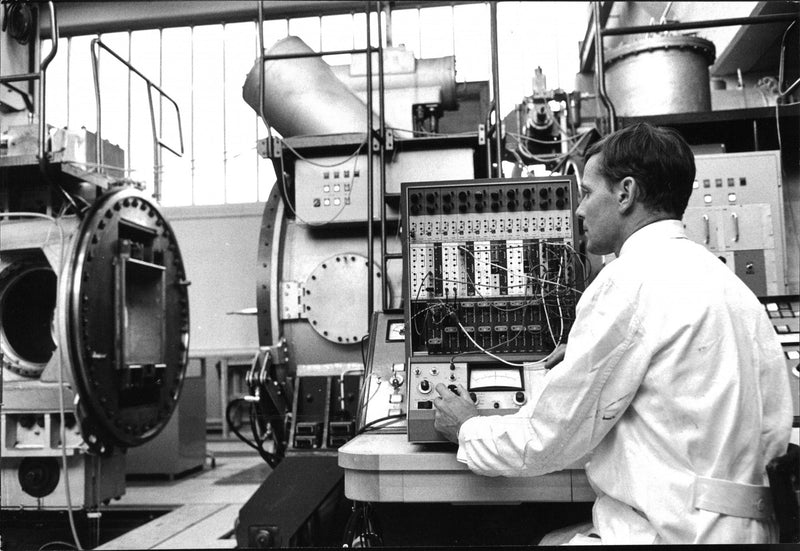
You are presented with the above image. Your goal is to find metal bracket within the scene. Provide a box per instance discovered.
[280,281,306,320]
[371,129,382,152]
[256,136,283,160]
[478,123,486,145]
[384,128,394,151]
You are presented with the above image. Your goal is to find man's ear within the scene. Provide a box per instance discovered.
[617,176,637,214]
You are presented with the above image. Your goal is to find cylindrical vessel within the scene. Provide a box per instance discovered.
[242,36,376,137]
[604,35,716,116]
[330,55,457,110]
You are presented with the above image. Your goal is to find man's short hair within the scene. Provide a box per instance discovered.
[585,123,696,218]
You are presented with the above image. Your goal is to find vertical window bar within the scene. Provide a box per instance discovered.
[159,27,163,192]
[254,19,259,199]
[127,31,132,177]
[417,7,422,58]
[66,36,71,128]
[451,4,456,56]
[160,28,164,196]
[222,22,227,204]
[190,25,196,205]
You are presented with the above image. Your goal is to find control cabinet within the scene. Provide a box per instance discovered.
[759,295,800,440]
[294,148,474,225]
[357,313,408,433]
[684,151,786,295]
[401,177,585,442]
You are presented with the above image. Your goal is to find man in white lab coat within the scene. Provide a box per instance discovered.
[433,123,793,544]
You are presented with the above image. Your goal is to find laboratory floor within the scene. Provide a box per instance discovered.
[4,438,267,551]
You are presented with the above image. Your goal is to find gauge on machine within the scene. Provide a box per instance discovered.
[467,365,523,391]
[386,319,406,342]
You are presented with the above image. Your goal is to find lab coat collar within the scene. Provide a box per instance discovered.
[618,219,686,258]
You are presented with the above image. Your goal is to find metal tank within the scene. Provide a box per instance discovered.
[1,2,190,511]
[1,172,191,509]
[604,35,716,116]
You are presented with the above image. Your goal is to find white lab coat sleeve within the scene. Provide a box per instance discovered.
[456,272,649,477]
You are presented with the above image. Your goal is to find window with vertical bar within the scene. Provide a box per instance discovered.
[41,2,586,207]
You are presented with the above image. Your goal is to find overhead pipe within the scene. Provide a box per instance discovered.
[593,1,617,134]
[377,0,389,312]
[602,12,799,37]
[242,36,376,137]
[489,3,503,177]
[366,2,375,327]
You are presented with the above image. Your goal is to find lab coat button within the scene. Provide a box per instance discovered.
[755,498,765,512]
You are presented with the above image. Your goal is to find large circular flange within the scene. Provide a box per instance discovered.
[303,253,381,344]
[63,187,190,453]
[0,260,57,378]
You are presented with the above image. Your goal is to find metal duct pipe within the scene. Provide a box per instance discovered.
[242,36,378,137]
[329,55,457,110]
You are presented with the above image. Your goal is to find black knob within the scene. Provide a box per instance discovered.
[459,204,468,213]
[523,188,532,199]
[426,192,436,202]
[540,201,549,210]
[475,203,484,213]
[506,189,516,199]
[443,203,453,213]
[447,384,459,395]
[507,200,517,210]
[443,194,452,203]
[491,202,500,212]
[514,391,526,404]
[410,193,420,204]
[539,188,548,198]
[427,206,436,214]
[491,191,500,201]
[420,380,430,392]
[556,199,565,209]
[458,191,468,201]
[556,187,565,198]
[475,191,484,200]
[523,200,532,210]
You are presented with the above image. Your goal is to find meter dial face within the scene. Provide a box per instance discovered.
[386,320,405,342]
[468,368,523,391]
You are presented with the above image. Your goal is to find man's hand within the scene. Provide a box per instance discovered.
[433,382,479,443]
[544,343,567,370]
